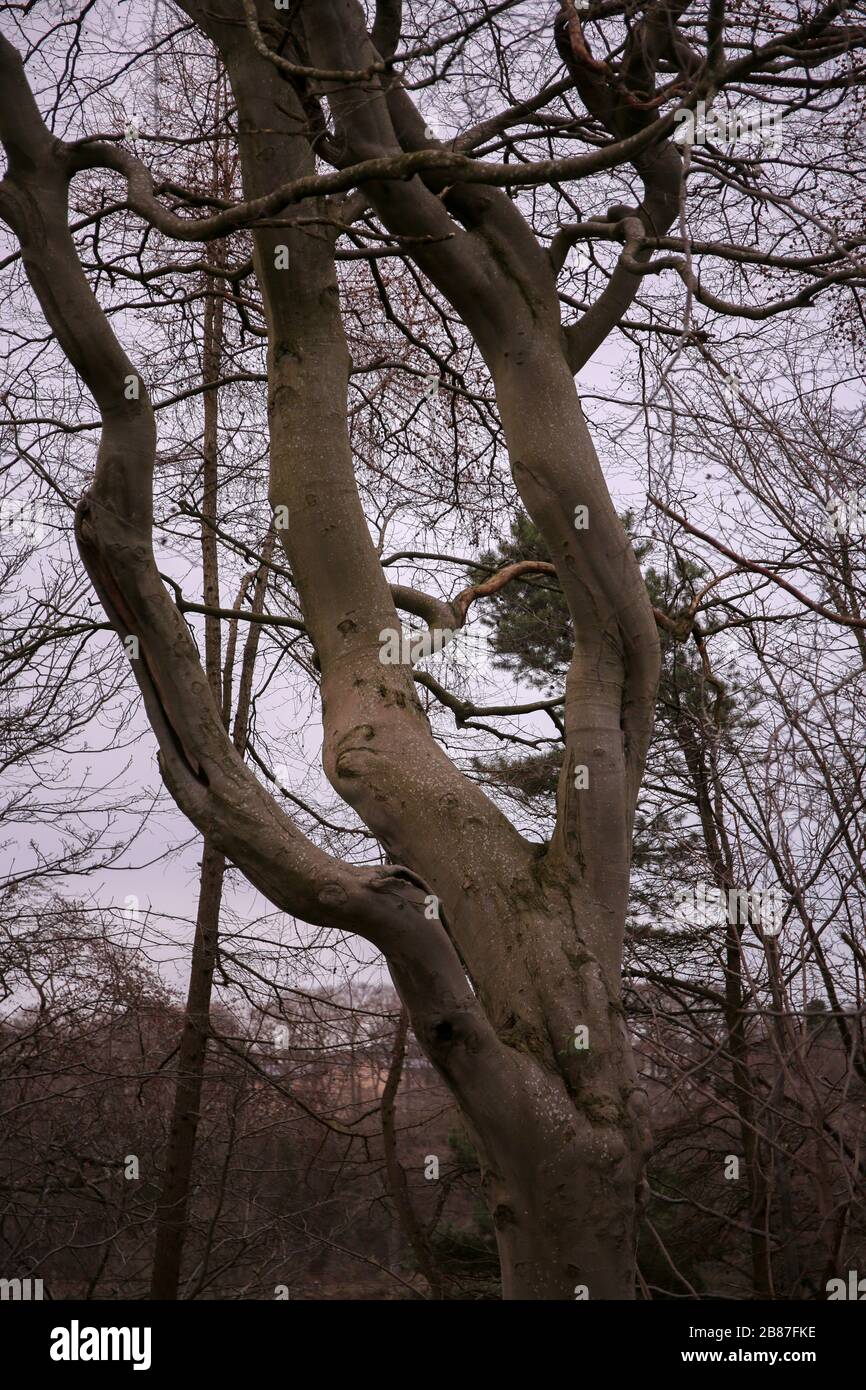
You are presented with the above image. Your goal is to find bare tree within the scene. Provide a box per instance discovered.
[1,0,864,1298]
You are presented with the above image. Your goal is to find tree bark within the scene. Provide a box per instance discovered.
[150,841,225,1299]
[380,1008,445,1299]
[0,0,683,1297]
[151,189,230,1296]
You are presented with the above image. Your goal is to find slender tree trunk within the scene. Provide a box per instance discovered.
[674,712,775,1295]
[150,841,225,1298]
[151,190,228,1294]
[380,1007,445,1299]
[723,923,773,1297]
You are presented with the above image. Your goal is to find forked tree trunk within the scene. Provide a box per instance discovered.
[0,2,671,1299]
